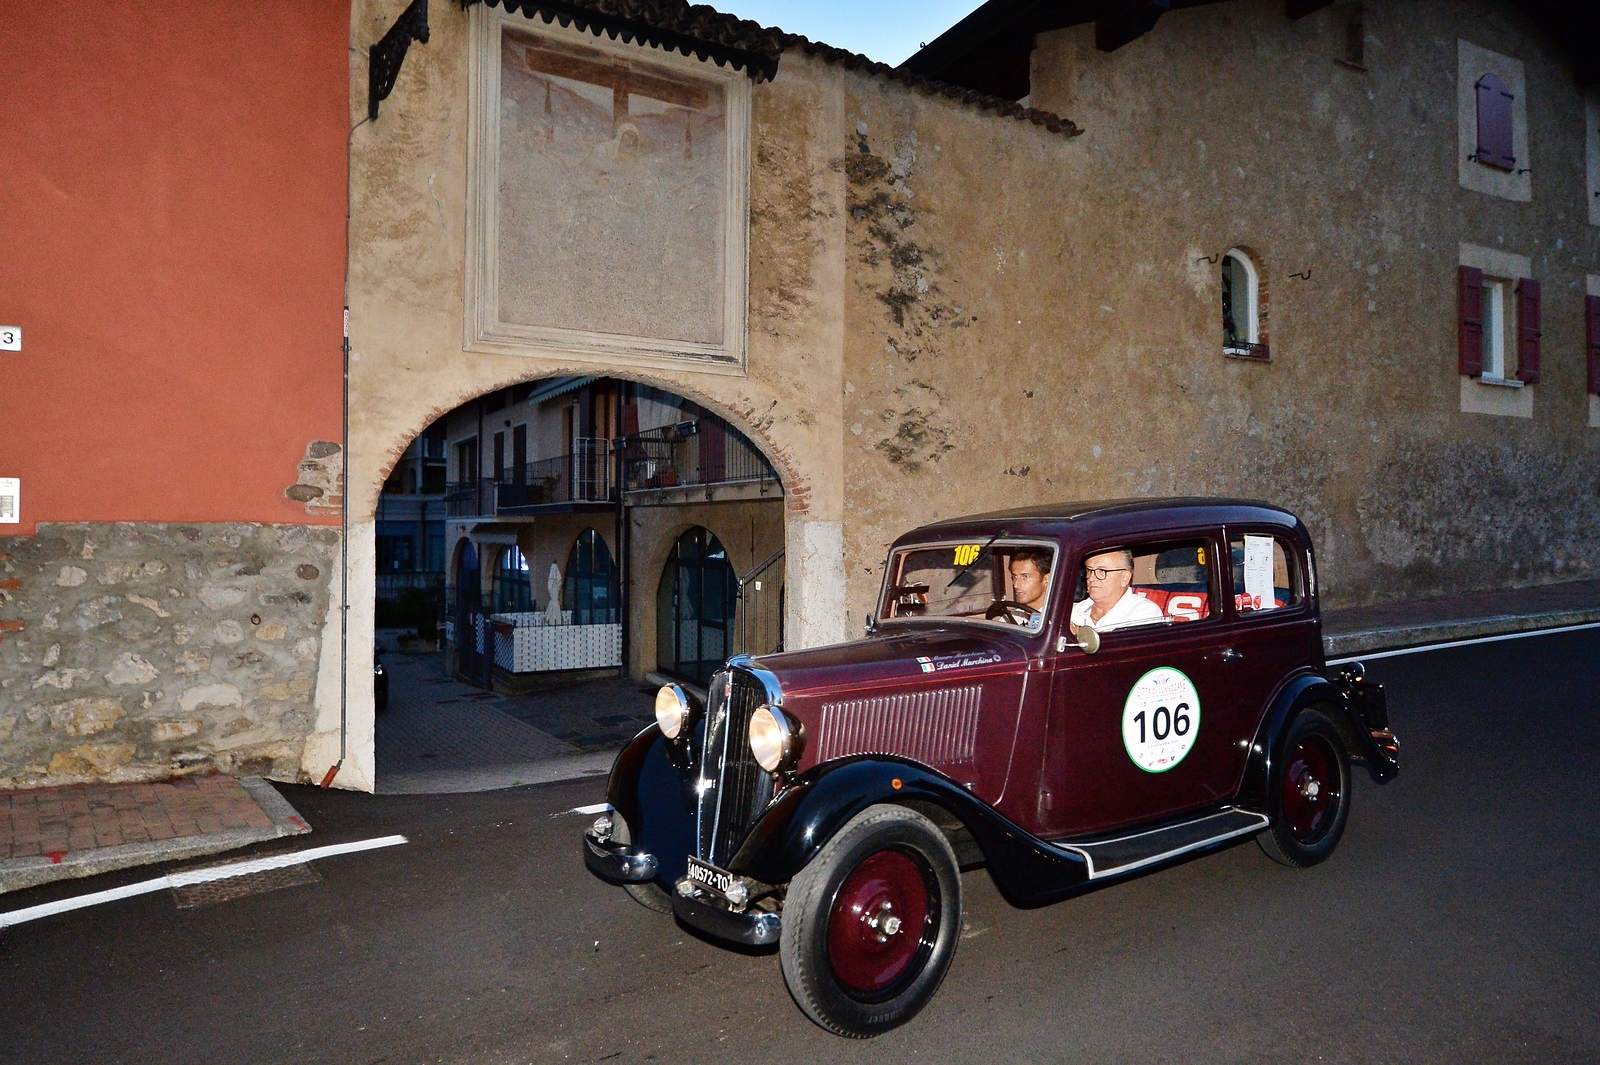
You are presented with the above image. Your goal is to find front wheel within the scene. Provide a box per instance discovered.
[779,805,961,1037]
[1258,708,1352,868]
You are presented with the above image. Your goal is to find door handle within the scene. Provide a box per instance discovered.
[1219,648,1244,662]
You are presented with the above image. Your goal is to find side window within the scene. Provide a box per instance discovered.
[1072,540,1215,633]
[1229,535,1302,616]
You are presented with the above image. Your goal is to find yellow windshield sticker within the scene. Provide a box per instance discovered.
[1196,546,1207,566]
[953,544,983,567]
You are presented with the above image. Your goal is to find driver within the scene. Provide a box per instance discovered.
[1005,548,1053,630]
[1070,548,1163,634]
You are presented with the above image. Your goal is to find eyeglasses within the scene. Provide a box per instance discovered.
[1084,567,1131,581]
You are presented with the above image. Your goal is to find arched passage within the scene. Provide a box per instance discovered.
[352,373,806,793]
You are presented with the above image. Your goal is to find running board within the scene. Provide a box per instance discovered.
[1050,809,1269,880]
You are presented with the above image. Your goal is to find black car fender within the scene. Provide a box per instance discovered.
[1238,671,1397,813]
[604,725,699,888]
[728,756,1090,906]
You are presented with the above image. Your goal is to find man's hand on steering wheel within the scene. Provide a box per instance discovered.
[985,600,1033,625]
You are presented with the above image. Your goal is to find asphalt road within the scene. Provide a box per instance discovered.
[2,629,1597,1064]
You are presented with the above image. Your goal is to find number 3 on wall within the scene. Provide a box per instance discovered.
[0,327,19,351]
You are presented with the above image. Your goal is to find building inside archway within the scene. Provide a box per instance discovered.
[375,376,784,704]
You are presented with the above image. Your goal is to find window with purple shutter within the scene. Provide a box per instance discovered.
[1586,295,1600,396]
[1515,279,1541,384]
[1475,73,1515,171]
[1458,266,1484,377]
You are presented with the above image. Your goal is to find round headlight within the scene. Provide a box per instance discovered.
[655,684,691,739]
[748,706,799,774]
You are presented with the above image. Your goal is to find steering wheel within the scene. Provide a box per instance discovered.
[985,600,1034,625]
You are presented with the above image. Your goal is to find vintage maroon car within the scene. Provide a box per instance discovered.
[584,498,1399,1036]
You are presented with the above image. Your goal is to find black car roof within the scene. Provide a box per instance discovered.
[921,496,1289,527]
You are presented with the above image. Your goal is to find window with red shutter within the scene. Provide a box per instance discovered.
[1515,278,1540,384]
[1586,295,1600,396]
[1475,73,1515,171]
[1458,266,1484,377]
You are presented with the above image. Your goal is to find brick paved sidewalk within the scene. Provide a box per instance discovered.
[0,775,309,894]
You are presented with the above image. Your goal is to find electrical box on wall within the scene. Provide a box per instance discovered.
[0,327,19,351]
[0,479,18,523]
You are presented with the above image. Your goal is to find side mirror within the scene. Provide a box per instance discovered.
[1076,625,1100,655]
[864,613,877,635]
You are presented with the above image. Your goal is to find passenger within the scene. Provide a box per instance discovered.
[1006,547,1053,630]
[1070,548,1164,633]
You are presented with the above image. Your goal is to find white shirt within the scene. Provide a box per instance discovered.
[1071,589,1165,633]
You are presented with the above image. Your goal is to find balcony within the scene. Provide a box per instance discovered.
[496,440,616,514]
[622,419,779,504]
[444,478,498,518]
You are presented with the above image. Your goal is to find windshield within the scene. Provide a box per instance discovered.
[879,540,1058,632]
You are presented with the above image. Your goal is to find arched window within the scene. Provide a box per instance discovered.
[1474,73,1515,171]
[492,546,533,614]
[1221,250,1267,360]
[563,529,617,625]
[656,527,736,687]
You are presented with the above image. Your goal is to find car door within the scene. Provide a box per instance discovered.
[1037,532,1241,838]
[1219,526,1318,777]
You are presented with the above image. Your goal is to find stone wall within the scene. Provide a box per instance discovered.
[0,523,337,790]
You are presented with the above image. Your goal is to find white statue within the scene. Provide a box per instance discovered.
[545,563,563,625]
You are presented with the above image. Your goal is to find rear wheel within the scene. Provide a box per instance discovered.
[610,812,674,913]
[1258,708,1351,868]
[779,805,961,1037]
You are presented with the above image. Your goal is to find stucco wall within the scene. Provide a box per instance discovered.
[825,0,1600,624]
[0,2,347,535]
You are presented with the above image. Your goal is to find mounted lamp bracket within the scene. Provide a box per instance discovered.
[370,0,431,121]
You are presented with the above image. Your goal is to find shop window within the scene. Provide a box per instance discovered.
[1222,250,1268,360]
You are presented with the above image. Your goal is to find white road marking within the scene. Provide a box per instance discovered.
[568,803,613,816]
[1327,621,1600,666]
[0,835,408,930]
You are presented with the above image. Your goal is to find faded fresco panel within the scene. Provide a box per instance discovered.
[497,28,727,346]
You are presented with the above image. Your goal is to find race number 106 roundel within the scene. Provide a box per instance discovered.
[1122,667,1201,773]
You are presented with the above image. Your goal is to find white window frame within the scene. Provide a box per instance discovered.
[1459,243,1532,418]
[1221,249,1264,358]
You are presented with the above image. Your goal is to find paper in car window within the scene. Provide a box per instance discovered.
[1243,534,1276,612]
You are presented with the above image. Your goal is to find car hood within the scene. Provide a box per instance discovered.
[747,625,1031,700]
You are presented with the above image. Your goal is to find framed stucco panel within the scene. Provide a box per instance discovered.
[465,4,751,374]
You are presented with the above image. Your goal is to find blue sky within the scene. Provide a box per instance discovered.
[709,1,982,67]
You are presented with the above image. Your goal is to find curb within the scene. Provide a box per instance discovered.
[0,777,311,896]
[1323,607,1600,658]
[376,749,616,795]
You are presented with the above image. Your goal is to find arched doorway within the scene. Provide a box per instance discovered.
[657,526,737,688]
[564,529,617,624]
[453,540,482,677]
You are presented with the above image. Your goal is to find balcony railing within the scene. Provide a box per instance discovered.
[445,478,498,517]
[623,419,778,493]
[497,439,616,511]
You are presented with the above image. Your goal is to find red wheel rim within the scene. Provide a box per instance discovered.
[826,849,934,999]
[1282,735,1339,843]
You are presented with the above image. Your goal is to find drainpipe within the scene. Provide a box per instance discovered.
[323,111,371,790]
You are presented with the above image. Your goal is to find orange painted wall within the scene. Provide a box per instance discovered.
[0,3,349,536]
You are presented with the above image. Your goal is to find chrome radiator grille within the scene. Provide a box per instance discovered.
[815,684,982,767]
[695,668,774,867]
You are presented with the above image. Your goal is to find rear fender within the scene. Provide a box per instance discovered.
[1239,671,1396,812]
[729,756,1089,906]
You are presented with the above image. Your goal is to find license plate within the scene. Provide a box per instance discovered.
[685,855,737,900]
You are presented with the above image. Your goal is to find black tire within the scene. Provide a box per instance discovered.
[1258,707,1352,868]
[779,805,961,1038]
[610,812,674,914]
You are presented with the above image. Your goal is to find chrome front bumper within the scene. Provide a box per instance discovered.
[671,889,782,947]
[582,831,658,882]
